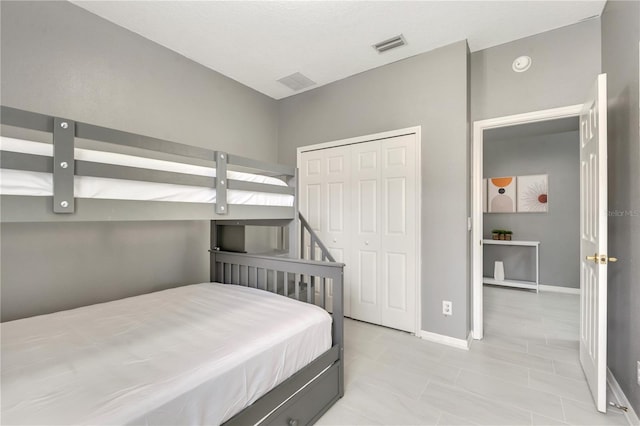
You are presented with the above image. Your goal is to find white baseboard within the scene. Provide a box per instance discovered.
[419,330,471,350]
[607,367,640,425]
[539,285,580,295]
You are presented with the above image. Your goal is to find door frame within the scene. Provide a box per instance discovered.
[297,126,422,335]
[471,106,583,339]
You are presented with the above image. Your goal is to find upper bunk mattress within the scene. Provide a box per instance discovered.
[1,283,332,425]
[0,137,293,206]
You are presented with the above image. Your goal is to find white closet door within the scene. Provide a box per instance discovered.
[299,147,351,316]
[300,131,418,333]
[380,135,417,332]
[322,145,351,316]
[299,149,325,309]
[350,141,382,324]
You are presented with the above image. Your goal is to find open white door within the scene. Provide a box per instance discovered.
[579,73,609,413]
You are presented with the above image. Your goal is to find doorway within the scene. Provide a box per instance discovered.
[472,104,583,341]
[472,74,610,413]
[482,117,580,295]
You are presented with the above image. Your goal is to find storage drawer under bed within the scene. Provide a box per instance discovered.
[264,361,341,426]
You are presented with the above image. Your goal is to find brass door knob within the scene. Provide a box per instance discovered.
[585,254,618,264]
[586,253,599,263]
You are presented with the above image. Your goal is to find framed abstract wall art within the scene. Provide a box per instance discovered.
[488,176,516,213]
[517,174,549,212]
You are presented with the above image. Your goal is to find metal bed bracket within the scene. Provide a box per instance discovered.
[52,118,75,213]
[215,151,228,215]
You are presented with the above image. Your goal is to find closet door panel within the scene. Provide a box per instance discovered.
[350,142,382,324]
[380,134,417,332]
[300,150,324,309]
[300,151,324,229]
[358,250,378,303]
[385,177,406,234]
[306,184,322,232]
[385,252,407,310]
[358,180,378,232]
[327,183,345,232]
[322,145,351,316]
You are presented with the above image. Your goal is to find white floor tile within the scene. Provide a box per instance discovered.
[341,380,441,425]
[532,412,569,425]
[318,287,630,426]
[420,381,533,425]
[348,357,431,400]
[552,359,586,381]
[528,369,594,405]
[437,411,481,426]
[455,369,565,421]
[441,347,530,386]
[315,400,382,426]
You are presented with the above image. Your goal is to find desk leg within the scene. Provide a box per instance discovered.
[536,244,540,293]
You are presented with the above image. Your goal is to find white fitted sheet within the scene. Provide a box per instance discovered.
[1,283,332,425]
[0,137,293,206]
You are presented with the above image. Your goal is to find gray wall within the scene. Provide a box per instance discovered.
[471,19,602,121]
[1,221,208,321]
[601,0,640,414]
[278,41,470,339]
[483,131,580,289]
[0,1,279,321]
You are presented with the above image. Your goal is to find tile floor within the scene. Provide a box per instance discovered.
[317,285,630,426]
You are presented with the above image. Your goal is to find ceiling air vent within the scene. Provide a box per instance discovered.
[277,72,316,91]
[373,34,407,53]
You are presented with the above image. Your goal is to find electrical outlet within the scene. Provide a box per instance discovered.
[442,300,453,316]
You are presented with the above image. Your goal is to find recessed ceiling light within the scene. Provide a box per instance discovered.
[512,56,532,72]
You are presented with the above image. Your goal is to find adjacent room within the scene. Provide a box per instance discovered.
[481,117,582,349]
[1,1,638,425]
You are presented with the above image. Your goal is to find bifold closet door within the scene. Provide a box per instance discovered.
[350,135,417,332]
[379,135,417,332]
[350,142,382,325]
[300,133,417,332]
[299,146,351,317]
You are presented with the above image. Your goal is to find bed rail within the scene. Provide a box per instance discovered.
[299,212,335,262]
[209,249,344,359]
[299,213,335,301]
[211,251,344,425]
[1,106,296,222]
[210,251,343,322]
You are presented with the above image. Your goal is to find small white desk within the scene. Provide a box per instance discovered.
[482,239,540,292]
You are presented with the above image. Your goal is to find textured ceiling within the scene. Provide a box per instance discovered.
[72,1,606,100]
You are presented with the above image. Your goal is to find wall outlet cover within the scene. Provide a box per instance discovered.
[442,300,453,316]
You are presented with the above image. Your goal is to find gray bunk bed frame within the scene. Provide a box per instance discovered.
[0,106,344,426]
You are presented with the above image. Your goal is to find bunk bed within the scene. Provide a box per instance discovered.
[0,106,344,426]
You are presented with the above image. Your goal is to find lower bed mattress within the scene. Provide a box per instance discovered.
[0,283,332,425]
